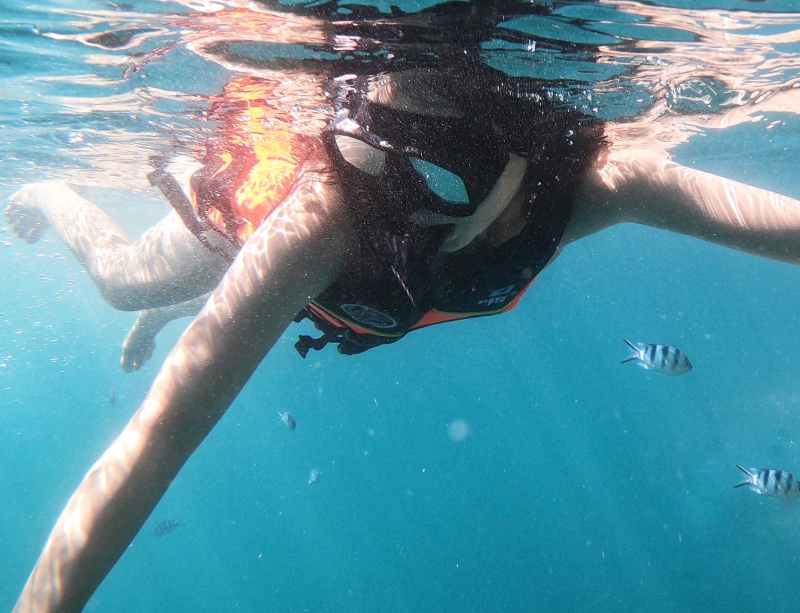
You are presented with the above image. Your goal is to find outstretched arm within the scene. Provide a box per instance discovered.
[13,171,353,613]
[565,147,800,265]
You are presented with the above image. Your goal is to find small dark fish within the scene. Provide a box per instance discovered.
[735,465,800,500]
[308,469,321,486]
[154,519,184,536]
[107,390,116,405]
[622,339,692,376]
[278,411,296,430]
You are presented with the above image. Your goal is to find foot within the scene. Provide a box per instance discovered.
[6,182,55,244]
[121,296,208,372]
[121,315,157,372]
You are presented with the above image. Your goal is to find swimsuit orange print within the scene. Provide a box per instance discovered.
[190,77,319,244]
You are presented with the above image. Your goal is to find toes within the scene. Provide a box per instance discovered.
[5,203,23,226]
[121,338,156,372]
[5,205,48,242]
[137,341,156,370]
[6,185,49,243]
[12,217,35,240]
[7,213,33,239]
[25,221,47,244]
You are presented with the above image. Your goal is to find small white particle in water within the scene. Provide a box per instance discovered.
[448,419,470,442]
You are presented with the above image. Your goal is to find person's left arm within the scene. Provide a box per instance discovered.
[563,144,800,266]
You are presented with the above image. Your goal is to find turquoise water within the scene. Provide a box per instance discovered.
[3,1,800,611]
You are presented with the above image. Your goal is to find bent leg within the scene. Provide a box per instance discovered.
[565,149,800,265]
[6,181,230,310]
[12,167,354,613]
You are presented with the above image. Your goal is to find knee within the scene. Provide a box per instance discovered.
[98,284,152,311]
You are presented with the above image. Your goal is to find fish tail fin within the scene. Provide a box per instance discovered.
[622,339,639,364]
[734,464,754,488]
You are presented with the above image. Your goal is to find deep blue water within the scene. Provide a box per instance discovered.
[3,1,800,612]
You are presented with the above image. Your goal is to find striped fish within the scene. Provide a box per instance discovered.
[622,339,692,376]
[735,465,800,499]
[308,469,321,487]
[154,519,184,536]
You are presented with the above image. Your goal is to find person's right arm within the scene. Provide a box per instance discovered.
[12,170,354,613]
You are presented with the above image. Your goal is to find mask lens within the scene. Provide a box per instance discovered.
[410,157,470,205]
[335,135,386,177]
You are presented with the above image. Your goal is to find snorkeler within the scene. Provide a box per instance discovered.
[8,6,800,613]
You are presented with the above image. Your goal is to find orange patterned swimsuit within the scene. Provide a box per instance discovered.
[189,77,319,246]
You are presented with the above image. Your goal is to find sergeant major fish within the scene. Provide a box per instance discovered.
[735,465,800,500]
[278,411,296,430]
[308,469,321,486]
[622,339,692,376]
[154,519,184,536]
